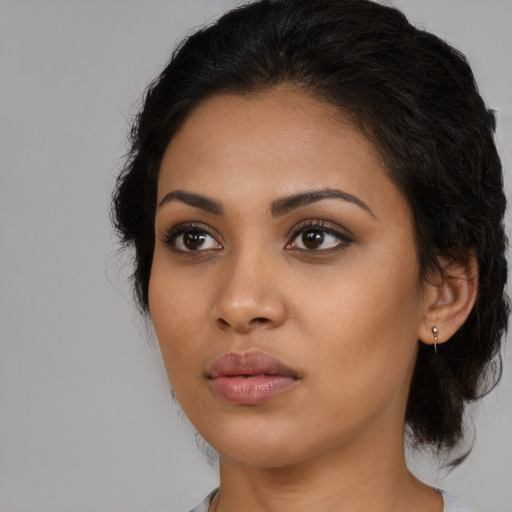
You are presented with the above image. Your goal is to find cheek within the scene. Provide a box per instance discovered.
[297,251,421,335]
[295,255,423,397]
[148,267,208,379]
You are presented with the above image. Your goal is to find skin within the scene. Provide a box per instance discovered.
[149,86,473,512]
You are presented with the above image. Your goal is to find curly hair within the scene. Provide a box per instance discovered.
[112,0,508,457]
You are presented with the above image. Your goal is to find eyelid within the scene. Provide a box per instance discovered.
[159,219,352,253]
[160,221,223,250]
[286,219,353,251]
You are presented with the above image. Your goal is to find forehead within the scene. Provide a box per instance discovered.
[157,86,404,219]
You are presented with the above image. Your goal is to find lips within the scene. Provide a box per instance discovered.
[207,352,300,405]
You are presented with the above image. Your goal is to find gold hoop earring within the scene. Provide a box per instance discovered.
[432,326,439,353]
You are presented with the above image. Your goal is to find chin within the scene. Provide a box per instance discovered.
[197,417,328,470]
[216,442,308,469]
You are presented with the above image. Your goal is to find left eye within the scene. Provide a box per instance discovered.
[287,226,349,251]
[173,229,221,251]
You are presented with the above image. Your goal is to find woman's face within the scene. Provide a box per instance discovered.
[149,87,431,468]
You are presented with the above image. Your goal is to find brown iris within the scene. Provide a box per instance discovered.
[183,231,207,250]
[302,230,324,249]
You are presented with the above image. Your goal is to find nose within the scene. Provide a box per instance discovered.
[210,251,288,333]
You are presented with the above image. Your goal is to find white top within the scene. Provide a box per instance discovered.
[187,489,473,512]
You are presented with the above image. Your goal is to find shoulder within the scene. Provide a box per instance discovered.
[185,488,472,512]
[440,490,474,512]
[185,489,218,512]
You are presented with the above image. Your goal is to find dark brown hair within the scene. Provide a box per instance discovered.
[112,0,508,458]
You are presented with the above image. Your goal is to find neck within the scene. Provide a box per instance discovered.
[213,426,442,512]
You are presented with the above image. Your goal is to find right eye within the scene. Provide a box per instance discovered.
[164,224,222,252]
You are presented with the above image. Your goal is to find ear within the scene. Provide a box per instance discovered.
[418,253,478,347]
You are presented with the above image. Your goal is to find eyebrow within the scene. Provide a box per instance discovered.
[270,188,374,218]
[158,187,374,218]
[158,190,224,215]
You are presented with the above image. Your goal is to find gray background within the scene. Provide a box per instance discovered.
[1,1,511,511]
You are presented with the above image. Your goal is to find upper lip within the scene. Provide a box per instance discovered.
[208,351,300,379]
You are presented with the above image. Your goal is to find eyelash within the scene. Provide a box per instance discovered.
[161,222,221,253]
[161,220,353,254]
[286,220,353,254]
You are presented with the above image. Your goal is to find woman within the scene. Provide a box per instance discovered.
[112,1,508,510]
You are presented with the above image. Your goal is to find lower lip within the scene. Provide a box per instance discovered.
[209,375,297,405]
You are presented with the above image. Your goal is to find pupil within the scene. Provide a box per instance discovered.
[184,231,206,250]
[303,230,324,249]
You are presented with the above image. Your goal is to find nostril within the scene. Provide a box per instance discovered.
[216,318,230,329]
[250,317,271,325]
[215,316,271,331]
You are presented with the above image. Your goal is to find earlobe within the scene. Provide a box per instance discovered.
[418,254,478,347]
